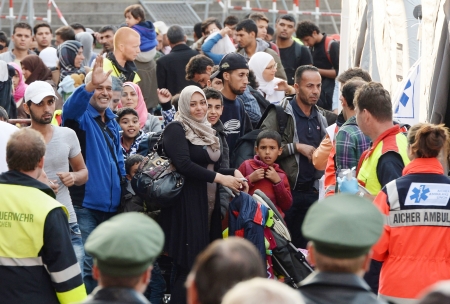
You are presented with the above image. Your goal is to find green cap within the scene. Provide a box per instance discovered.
[302,194,384,259]
[85,213,164,276]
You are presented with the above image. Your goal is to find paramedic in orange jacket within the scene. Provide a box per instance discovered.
[372,123,450,303]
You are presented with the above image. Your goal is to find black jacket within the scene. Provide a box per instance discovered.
[82,287,150,304]
[156,44,199,95]
[298,272,387,304]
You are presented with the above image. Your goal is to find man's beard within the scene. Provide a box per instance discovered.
[230,87,245,96]
[30,109,52,125]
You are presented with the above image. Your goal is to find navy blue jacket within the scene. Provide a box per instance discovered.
[228,192,268,261]
[63,84,125,212]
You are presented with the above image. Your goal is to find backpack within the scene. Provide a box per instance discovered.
[324,34,340,65]
[231,103,288,168]
[294,42,303,66]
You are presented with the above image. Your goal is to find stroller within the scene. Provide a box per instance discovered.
[228,189,313,288]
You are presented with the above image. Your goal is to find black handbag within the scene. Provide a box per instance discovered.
[131,129,184,208]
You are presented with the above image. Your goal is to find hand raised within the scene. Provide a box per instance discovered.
[157,88,172,104]
[91,55,112,86]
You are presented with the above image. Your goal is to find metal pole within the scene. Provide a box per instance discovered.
[223,0,228,25]
[27,0,34,27]
[293,0,299,24]
[272,0,276,26]
[9,0,13,36]
[323,0,338,33]
[17,0,26,25]
[315,0,319,25]
[0,0,4,33]
[47,0,51,24]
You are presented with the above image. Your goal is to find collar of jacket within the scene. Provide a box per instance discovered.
[364,125,402,160]
[87,101,117,122]
[0,170,56,199]
[250,155,282,171]
[106,51,137,73]
[300,271,372,292]
[87,287,150,304]
[212,119,226,135]
[402,157,443,176]
[170,44,191,52]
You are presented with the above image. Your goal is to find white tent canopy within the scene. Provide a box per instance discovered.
[340,0,450,125]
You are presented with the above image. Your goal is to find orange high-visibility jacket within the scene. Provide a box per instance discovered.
[372,157,450,303]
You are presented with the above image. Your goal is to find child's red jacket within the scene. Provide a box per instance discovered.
[238,156,293,218]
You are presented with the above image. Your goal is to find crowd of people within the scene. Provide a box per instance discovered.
[1,4,450,304]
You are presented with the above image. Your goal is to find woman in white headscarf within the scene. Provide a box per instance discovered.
[248,52,295,104]
[161,85,248,304]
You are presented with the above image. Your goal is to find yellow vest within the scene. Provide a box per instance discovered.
[0,184,86,303]
[357,131,410,195]
[0,184,68,258]
[103,57,141,84]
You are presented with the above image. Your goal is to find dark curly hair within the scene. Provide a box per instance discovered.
[296,20,320,39]
[185,55,214,81]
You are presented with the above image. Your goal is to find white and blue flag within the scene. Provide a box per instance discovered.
[393,58,421,125]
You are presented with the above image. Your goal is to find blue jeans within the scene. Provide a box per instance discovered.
[285,189,318,249]
[143,260,167,304]
[74,206,116,294]
[70,222,85,278]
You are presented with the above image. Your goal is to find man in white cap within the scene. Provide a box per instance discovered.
[24,80,89,275]
[154,21,171,54]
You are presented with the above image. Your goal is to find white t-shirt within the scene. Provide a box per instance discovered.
[45,126,82,223]
[0,121,19,173]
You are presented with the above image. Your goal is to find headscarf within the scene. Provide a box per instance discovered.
[122,82,148,130]
[39,47,58,68]
[174,85,220,151]
[248,52,285,103]
[8,62,27,103]
[57,40,85,81]
[75,32,95,67]
[21,54,53,85]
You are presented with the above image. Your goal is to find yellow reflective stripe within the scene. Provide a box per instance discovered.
[56,283,87,304]
[0,256,43,266]
[50,263,81,284]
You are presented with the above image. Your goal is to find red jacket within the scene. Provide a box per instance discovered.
[238,156,292,218]
[372,157,450,302]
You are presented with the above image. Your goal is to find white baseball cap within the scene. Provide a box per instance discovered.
[24,81,57,104]
[154,21,169,35]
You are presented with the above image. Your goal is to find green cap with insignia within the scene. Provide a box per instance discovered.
[302,194,384,259]
[85,213,164,276]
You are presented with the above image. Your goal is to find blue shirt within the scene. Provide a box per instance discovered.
[291,99,322,183]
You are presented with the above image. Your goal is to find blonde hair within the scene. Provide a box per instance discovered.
[222,278,305,304]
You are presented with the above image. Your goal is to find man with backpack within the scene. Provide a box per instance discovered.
[296,20,339,111]
[276,15,313,85]
[260,65,327,250]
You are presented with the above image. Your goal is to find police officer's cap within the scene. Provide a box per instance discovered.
[85,213,164,276]
[302,194,384,258]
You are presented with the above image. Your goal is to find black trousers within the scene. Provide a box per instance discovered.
[285,188,319,249]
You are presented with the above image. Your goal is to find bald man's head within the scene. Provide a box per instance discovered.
[113,27,141,62]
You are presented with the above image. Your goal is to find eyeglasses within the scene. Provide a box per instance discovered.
[265,63,278,70]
